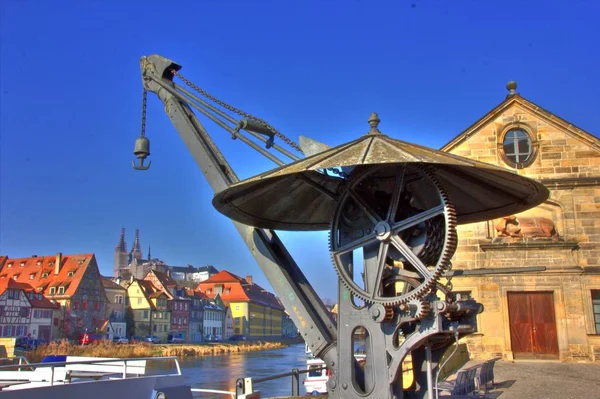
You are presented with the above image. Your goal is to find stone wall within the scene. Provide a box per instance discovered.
[445,97,600,362]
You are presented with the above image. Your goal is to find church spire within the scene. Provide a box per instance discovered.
[148,245,151,260]
[115,228,127,252]
[130,228,143,261]
[132,228,141,252]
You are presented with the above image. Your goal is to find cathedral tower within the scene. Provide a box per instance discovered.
[113,228,128,277]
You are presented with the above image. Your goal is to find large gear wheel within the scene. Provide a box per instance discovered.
[329,164,457,306]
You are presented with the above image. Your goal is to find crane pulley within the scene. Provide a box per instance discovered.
[132,63,304,171]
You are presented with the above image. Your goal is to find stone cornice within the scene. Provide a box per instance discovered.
[479,240,580,251]
[540,177,600,189]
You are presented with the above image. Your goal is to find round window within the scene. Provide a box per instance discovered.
[502,128,533,166]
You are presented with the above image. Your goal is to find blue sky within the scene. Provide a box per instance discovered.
[1,0,599,300]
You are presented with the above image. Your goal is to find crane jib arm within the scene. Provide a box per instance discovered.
[140,55,338,361]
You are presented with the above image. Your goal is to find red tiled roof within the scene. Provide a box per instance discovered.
[0,279,60,309]
[202,270,244,284]
[185,289,208,300]
[196,270,284,311]
[135,279,170,307]
[144,270,177,288]
[0,254,95,299]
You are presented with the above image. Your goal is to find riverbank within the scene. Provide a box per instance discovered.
[26,340,290,362]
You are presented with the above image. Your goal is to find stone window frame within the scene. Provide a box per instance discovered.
[497,122,539,169]
[582,283,600,335]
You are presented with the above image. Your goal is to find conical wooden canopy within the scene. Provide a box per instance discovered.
[212,114,549,231]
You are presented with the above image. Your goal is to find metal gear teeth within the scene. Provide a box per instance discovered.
[329,164,458,307]
[382,306,394,322]
[406,298,431,320]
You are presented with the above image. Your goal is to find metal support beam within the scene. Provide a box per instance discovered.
[141,55,337,363]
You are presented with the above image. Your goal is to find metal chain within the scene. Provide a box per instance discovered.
[170,69,304,154]
[140,89,148,137]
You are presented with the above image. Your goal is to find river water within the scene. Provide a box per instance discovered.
[176,343,311,398]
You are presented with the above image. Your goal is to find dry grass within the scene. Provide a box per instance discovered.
[27,340,286,362]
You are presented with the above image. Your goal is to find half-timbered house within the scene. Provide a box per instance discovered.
[0,253,109,340]
[126,279,170,342]
[144,270,190,340]
[0,280,32,338]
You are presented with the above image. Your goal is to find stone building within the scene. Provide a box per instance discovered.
[185,289,207,342]
[113,228,167,280]
[169,265,219,287]
[442,82,600,362]
[100,277,127,339]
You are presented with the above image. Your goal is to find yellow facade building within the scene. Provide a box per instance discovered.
[126,279,170,342]
[197,271,284,339]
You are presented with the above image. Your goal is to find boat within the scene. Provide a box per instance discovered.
[0,355,235,398]
[302,344,366,395]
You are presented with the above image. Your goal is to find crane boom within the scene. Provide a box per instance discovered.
[139,55,338,363]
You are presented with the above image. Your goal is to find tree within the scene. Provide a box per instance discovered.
[125,307,136,338]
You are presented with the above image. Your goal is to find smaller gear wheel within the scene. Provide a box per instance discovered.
[369,303,395,323]
[382,306,394,322]
[400,298,431,320]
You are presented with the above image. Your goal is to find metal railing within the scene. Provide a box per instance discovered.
[190,388,235,398]
[235,365,327,397]
[0,356,181,386]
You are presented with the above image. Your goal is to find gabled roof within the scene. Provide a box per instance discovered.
[0,279,60,309]
[197,270,284,311]
[100,276,127,291]
[202,270,244,284]
[145,269,177,288]
[131,279,167,309]
[441,91,600,152]
[0,253,97,298]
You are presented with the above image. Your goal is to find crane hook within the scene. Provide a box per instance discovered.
[132,158,151,171]
[132,135,151,171]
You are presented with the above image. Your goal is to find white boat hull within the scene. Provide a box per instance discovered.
[0,374,190,398]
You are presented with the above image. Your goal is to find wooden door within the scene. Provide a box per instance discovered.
[507,292,559,359]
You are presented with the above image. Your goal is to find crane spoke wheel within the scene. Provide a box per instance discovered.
[329,164,457,314]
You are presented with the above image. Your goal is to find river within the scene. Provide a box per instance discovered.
[175,342,311,398]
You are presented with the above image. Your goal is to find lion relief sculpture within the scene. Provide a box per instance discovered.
[494,215,559,240]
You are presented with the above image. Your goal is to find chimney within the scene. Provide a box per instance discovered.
[130,274,134,283]
[55,253,62,275]
[116,277,121,286]
[167,269,171,277]
[246,275,253,285]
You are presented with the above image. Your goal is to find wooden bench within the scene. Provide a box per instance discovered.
[435,364,481,396]
[64,356,147,381]
[475,357,500,390]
